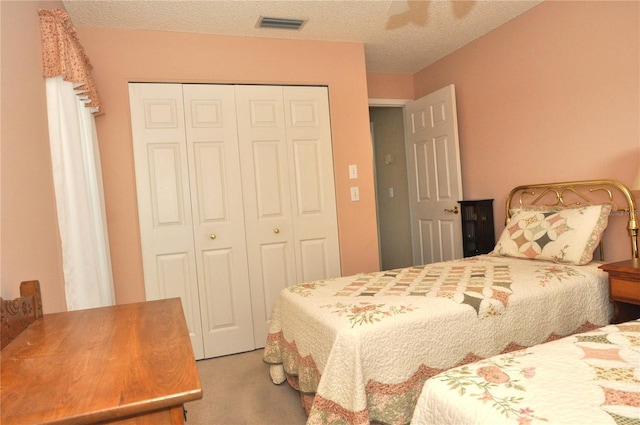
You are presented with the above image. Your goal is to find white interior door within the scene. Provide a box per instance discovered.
[129,83,205,358]
[405,84,463,265]
[182,84,255,358]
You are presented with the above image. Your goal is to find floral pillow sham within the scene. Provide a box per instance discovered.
[492,203,613,265]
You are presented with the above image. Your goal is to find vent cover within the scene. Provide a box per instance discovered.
[257,16,306,30]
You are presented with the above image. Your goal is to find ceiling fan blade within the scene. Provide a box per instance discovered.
[385,13,409,30]
[451,1,475,19]
[385,0,431,30]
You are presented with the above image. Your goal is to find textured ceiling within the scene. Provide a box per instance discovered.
[63,0,543,74]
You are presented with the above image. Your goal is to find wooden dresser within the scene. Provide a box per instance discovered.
[1,298,202,424]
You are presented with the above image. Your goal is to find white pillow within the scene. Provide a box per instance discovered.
[492,203,613,265]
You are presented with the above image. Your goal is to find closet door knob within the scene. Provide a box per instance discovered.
[273,228,280,234]
[210,234,217,239]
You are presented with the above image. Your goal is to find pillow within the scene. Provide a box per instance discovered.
[491,203,613,265]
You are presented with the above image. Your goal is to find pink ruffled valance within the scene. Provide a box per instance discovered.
[38,9,103,114]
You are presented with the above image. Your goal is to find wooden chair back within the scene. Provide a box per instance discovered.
[1,280,43,349]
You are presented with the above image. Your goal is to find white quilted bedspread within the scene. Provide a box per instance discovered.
[412,320,640,425]
[263,255,613,425]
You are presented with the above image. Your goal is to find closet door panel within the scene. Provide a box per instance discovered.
[156,252,202,337]
[201,248,234,325]
[258,242,290,325]
[299,239,329,282]
[284,86,341,283]
[183,84,255,357]
[294,142,322,212]
[252,142,286,218]
[129,83,204,359]
[235,85,297,346]
[192,143,226,220]
[147,144,184,224]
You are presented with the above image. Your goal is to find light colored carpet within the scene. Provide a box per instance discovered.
[185,349,308,425]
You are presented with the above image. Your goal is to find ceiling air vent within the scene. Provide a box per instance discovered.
[257,16,306,30]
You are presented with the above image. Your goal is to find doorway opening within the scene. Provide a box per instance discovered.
[369,105,412,270]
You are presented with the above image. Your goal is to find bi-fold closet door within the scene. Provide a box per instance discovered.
[129,83,340,360]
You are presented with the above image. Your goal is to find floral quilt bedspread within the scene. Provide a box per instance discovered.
[412,320,640,425]
[263,255,613,425]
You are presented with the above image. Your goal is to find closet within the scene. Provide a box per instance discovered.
[128,83,341,360]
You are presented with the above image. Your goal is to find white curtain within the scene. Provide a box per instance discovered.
[45,76,115,310]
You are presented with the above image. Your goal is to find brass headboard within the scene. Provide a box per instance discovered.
[505,179,638,259]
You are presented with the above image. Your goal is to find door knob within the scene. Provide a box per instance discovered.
[210,234,217,239]
[444,206,459,214]
[274,228,280,234]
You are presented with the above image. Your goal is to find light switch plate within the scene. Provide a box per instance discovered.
[349,164,358,179]
[350,187,360,201]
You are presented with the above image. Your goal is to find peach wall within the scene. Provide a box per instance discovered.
[75,28,380,304]
[1,1,67,312]
[367,73,414,100]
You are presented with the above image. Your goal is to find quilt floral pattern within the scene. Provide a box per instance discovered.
[320,302,417,328]
[534,264,585,286]
[412,321,640,425]
[434,352,546,424]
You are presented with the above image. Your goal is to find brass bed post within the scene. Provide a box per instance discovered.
[619,184,639,259]
[594,180,637,259]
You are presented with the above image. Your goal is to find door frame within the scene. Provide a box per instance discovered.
[368,98,411,266]
[369,95,465,266]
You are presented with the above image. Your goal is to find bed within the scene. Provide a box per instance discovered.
[411,319,640,425]
[262,179,639,425]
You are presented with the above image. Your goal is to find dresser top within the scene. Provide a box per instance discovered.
[1,298,202,424]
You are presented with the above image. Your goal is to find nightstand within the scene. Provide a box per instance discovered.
[599,259,640,324]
